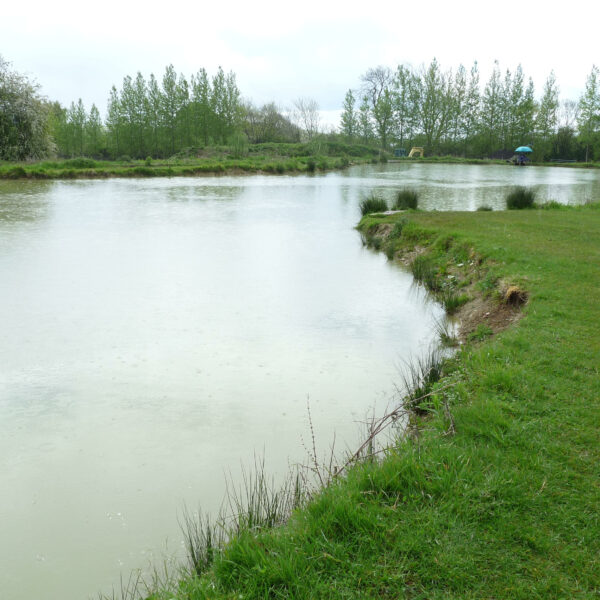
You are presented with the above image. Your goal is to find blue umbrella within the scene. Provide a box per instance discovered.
[515,146,533,153]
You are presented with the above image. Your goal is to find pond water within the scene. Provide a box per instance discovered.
[0,163,597,599]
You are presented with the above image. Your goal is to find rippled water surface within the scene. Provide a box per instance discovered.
[0,163,597,599]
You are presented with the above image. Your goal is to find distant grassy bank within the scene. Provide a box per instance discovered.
[3,147,598,181]
[114,203,599,599]
[391,155,600,168]
[0,142,380,180]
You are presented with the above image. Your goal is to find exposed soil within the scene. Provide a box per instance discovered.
[454,293,524,342]
[367,222,527,343]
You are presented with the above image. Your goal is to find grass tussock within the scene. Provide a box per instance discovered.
[506,186,536,209]
[399,348,445,414]
[393,187,419,210]
[359,193,388,216]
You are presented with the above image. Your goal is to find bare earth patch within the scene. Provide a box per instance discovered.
[454,294,524,342]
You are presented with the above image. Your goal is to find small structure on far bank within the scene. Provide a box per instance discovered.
[408,147,424,158]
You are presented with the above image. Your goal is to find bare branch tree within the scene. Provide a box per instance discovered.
[292,97,320,140]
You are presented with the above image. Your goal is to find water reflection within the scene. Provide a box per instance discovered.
[0,180,54,226]
[346,162,599,209]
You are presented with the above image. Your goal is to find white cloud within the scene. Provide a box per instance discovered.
[2,0,598,116]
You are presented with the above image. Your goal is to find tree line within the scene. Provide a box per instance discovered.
[1,54,599,162]
[340,59,600,161]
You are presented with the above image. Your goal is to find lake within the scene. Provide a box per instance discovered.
[0,163,597,599]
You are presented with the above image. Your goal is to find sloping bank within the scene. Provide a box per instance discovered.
[144,205,599,599]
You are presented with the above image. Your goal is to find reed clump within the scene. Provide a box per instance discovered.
[393,188,419,210]
[506,186,536,209]
[359,194,388,216]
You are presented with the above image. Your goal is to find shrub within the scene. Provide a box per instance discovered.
[145,156,153,166]
[394,188,419,210]
[64,157,97,169]
[229,132,249,158]
[506,186,536,209]
[476,205,493,211]
[5,166,27,179]
[359,194,388,216]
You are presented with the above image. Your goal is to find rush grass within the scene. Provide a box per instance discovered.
[129,204,600,599]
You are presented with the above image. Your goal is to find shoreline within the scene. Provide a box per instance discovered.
[100,202,600,598]
[2,155,599,182]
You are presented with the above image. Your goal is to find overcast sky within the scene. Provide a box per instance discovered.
[2,0,598,127]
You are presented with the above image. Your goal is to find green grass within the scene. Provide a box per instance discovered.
[0,143,376,180]
[105,204,600,599]
[393,188,419,210]
[359,194,389,216]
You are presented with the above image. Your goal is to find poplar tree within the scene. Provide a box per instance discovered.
[415,58,454,153]
[535,71,559,159]
[358,95,374,144]
[161,65,179,155]
[392,65,415,151]
[106,85,123,157]
[85,104,103,157]
[461,62,481,156]
[191,68,212,146]
[480,61,503,154]
[578,65,599,162]
[340,89,358,140]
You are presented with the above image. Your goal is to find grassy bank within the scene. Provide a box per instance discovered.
[392,155,600,168]
[0,142,380,180]
[118,203,599,599]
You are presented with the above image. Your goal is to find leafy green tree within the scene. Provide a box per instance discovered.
[578,65,600,162]
[535,71,559,160]
[340,89,358,140]
[361,66,393,148]
[66,99,87,156]
[106,85,124,157]
[414,58,454,153]
[372,88,394,149]
[480,61,504,154]
[358,94,374,144]
[450,64,467,148]
[191,68,213,146]
[243,102,299,143]
[161,65,180,155]
[146,74,162,156]
[85,104,104,157]
[392,65,415,151]
[461,62,481,156]
[0,55,54,159]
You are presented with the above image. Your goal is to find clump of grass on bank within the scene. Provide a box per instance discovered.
[506,186,536,209]
[393,187,419,210]
[359,193,388,216]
